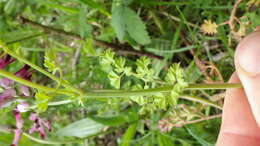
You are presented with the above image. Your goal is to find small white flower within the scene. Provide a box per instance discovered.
[17,103,29,113]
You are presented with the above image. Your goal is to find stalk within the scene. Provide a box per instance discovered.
[0,42,83,95]
[0,67,242,98]
[82,83,242,98]
[0,69,74,95]
[23,133,79,145]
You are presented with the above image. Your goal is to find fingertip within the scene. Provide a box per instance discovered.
[235,30,260,126]
[219,72,260,138]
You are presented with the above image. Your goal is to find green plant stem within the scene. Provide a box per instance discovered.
[0,42,83,95]
[0,65,242,98]
[83,83,242,98]
[180,94,222,110]
[6,33,45,45]
[0,69,74,95]
[23,133,79,145]
[0,66,239,110]
[0,67,242,97]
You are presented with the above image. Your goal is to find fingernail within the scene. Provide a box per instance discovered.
[236,31,260,75]
[254,26,260,31]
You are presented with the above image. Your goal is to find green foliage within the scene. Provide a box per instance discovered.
[120,123,137,146]
[79,0,111,17]
[44,49,57,73]
[166,64,188,105]
[57,118,105,138]
[111,1,151,45]
[35,92,52,113]
[157,132,174,146]
[111,5,126,41]
[108,71,121,89]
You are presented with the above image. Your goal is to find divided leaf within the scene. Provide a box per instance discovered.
[44,49,57,73]
[35,92,52,113]
[108,71,121,89]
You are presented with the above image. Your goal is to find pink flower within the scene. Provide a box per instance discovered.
[0,55,15,69]
[0,55,35,146]
[0,89,16,108]
[29,113,52,139]
[11,109,24,146]
[11,102,30,146]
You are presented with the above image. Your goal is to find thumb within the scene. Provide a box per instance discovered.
[235,30,260,126]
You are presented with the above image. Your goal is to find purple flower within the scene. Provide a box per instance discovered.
[15,65,32,79]
[11,102,29,146]
[0,55,15,69]
[15,65,32,97]
[11,110,24,146]
[0,55,34,146]
[0,89,16,108]
[29,113,52,139]
[0,78,14,88]
[0,64,33,107]
[11,129,22,146]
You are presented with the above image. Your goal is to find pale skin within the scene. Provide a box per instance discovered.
[217,30,260,145]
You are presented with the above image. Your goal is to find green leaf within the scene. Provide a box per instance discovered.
[90,112,138,126]
[114,57,126,73]
[4,0,16,14]
[111,5,151,45]
[79,0,111,17]
[79,6,92,38]
[35,92,52,113]
[89,115,127,126]
[157,133,175,146]
[57,118,105,138]
[123,0,134,5]
[120,123,138,146]
[44,49,57,73]
[111,5,126,41]
[124,7,151,45]
[136,56,150,78]
[108,71,121,89]
[186,127,214,146]
[83,38,96,56]
[101,49,115,64]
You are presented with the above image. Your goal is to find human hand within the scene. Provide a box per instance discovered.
[217,30,260,145]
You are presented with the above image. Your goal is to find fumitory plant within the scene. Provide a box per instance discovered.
[0,40,241,145]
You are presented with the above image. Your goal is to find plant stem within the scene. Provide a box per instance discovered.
[186,83,242,89]
[173,114,222,127]
[83,83,242,98]
[0,67,243,98]
[20,17,164,60]
[0,69,74,95]
[23,133,79,145]
[0,65,240,110]
[0,42,83,95]
[6,33,44,45]
[180,94,222,110]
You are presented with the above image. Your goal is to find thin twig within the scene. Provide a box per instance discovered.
[20,17,163,60]
[180,94,222,110]
[229,0,243,32]
[6,33,44,44]
[173,114,222,127]
[71,47,81,78]
[228,0,243,43]
[22,133,80,145]
[161,12,199,28]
